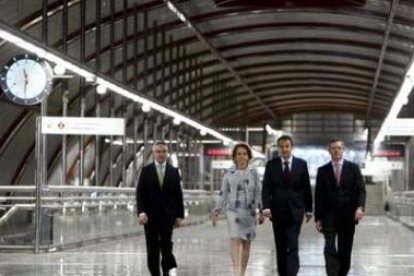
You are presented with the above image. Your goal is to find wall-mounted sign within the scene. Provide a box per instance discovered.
[372,144,404,158]
[211,160,233,169]
[388,161,403,170]
[204,144,232,157]
[206,148,232,156]
[41,116,125,136]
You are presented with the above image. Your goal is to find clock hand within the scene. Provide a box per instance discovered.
[23,69,28,95]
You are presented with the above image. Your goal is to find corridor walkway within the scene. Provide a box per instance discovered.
[0,216,413,276]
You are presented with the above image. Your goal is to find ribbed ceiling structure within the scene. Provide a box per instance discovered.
[0,0,413,185]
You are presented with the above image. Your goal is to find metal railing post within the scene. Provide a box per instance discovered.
[35,117,43,253]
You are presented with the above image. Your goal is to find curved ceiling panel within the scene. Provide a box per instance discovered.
[170,0,413,123]
[0,0,414,185]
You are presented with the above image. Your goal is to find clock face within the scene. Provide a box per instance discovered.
[0,54,53,105]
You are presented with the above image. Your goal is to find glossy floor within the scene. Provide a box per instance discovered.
[0,216,413,275]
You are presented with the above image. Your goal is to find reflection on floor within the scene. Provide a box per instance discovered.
[0,216,413,275]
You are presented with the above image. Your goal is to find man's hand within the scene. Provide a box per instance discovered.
[213,209,221,217]
[211,209,220,227]
[355,207,364,221]
[305,213,312,223]
[258,214,265,225]
[315,220,323,233]
[138,213,148,225]
[174,218,183,228]
[262,208,272,219]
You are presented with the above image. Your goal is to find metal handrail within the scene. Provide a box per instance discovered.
[0,186,216,201]
[46,185,136,193]
[1,196,136,201]
[0,185,36,192]
[0,187,216,252]
[0,185,218,194]
[386,191,414,230]
[389,191,414,196]
[389,191,414,203]
[0,204,34,226]
[0,185,135,193]
[0,205,19,225]
[0,188,215,228]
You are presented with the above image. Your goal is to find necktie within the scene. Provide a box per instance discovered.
[156,165,164,187]
[283,161,290,181]
[334,162,341,186]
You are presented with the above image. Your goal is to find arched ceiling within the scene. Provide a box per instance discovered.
[0,0,413,184]
[164,0,414,125]
[1,0,413,127]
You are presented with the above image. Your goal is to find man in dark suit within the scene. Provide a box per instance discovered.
[262,135,313,276]
[136,141,184,276]
[315,139,366,276]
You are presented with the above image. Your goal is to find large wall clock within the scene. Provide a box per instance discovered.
[0,54,53,105]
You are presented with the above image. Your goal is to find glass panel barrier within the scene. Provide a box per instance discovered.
[0,186,217,252]
[0,186,36,250]
[386,191,414,229]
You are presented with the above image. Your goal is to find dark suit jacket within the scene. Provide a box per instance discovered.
[136,163,184,225]
[262,157,313,223]
[315,159,366,225]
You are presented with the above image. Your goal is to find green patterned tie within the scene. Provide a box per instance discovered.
[156,164,164,187]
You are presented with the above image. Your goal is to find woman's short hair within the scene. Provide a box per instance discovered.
[232,143,252,161]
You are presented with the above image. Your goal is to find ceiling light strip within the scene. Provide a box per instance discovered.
[374,63,414,146]
[0,21,233,144]
[163,0,277,121]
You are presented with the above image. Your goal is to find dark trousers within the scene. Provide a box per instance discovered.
[323,221,355,276]
[272,220,302,276]
[144,220,177,276]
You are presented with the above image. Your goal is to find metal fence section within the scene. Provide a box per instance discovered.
[0,185,216,252]
[386,191,414,229]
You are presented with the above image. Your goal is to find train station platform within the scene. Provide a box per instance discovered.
[1,216,413,276]
[1,2,414,276]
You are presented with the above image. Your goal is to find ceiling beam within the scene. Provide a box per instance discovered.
[365,0,399,125]
[163,0,278,121]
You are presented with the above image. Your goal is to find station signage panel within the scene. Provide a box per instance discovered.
[211,160,233,169]
[204,144,232,157]
[206,148,232,156]
[372,144,404,158]
[41,116,125,136]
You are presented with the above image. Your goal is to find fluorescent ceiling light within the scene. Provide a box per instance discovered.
[374,65,414,146]
[53,64,66,75]
[141,104,150,113]
[166,2,187,23]
[0,23,238,146]
[96,84,107,95]
[173,117,181,125]
[265,124,283,136]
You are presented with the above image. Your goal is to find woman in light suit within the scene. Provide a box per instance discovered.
[213,143,264,276]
